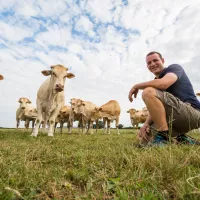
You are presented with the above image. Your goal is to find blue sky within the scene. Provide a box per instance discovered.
[0,0,200,128]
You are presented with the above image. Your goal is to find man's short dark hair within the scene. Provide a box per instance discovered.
[146,51,162,59]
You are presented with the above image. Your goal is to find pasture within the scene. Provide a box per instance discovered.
[0,128,200,200]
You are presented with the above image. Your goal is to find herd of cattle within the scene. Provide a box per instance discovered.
[2,66,200,137]
[0,66,148,137]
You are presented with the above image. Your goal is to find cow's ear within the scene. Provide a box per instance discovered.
[127,110,130,113]
[18,98,22,103]
[0,74,3,80]
[41,70,52,76]
[27,100,32,104]
[66,73,75,79]
[99,108,103,111]
[196,93,200,96]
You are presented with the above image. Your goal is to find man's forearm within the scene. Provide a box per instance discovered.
[134,79,166,90]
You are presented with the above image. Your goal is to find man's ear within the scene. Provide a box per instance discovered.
[161,58,165,64]
[66,73,75,79]
[41,70,52,76]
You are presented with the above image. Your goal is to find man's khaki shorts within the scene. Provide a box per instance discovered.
[151,90,200,137]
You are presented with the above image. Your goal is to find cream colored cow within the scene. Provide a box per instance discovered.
[127,107,148,128]
[0,74,3,80]
[91,100,121,134]
[73,99,98,134]
[68,98,83,133]
[16,97,33,129]
[55,105,71,134]
[24,108,37,130]
[31,64,75,137]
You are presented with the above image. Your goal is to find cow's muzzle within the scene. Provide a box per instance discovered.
[55,84,64,92]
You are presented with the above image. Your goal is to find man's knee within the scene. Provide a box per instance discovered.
[142,87,157,100]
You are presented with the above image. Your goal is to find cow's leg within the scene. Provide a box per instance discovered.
[88,120,93,134]
[41,113,47,133]
[48,118,56,136]
[31,110,43,137]
[131,119,134,128]
[60,121,64,134]
[25,118,29,130]
[82,117,87,134]
[16,118,20,129]
[116,116,120,135]
[67,120,71,134]
[68,115,73,134]
[32,119,35,132]
[54,122,58,134]
[78,120,81,133]
[103,118,107,134]
[107,119,111,134]
[48,107,62,136]
[96,120,98,133]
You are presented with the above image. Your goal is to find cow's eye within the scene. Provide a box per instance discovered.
[52,72,56,77]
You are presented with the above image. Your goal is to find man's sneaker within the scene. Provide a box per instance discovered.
[176,134,200,145]
[150,134,168,146]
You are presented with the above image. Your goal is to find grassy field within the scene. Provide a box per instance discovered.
[0,128,200,200]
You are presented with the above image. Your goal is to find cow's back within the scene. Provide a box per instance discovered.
[101,100,121,116]
[82,101,98,118]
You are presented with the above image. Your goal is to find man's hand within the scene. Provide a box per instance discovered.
[128,86,139,102]
[138,124,150,141]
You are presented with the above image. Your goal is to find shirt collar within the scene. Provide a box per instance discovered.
[154,67,167,79]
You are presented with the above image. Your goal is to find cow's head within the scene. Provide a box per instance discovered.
[41,64,75,92]
[18,97,32,110]
[72,99,85,115]
[127,108,138,119]
[59,106,70,118]
[91,107,103,121]
[127,108,137,114]
[24,108,37,118]
[0,74,4,80]
[196,93,200,97]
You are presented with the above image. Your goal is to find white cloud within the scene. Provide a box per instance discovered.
[35,25,71,47]
[85,0,114,23]
[0,21,33,42]
[75,16,94,34]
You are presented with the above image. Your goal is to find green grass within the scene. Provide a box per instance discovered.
[0,129,200,200]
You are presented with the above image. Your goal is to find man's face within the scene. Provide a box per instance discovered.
[146,53,165,76]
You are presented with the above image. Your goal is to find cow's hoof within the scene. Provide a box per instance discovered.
[30,134,37,137]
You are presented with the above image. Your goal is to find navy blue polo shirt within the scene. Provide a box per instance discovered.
[158,64,200,110]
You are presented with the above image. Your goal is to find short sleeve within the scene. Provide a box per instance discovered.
[166,64,184,79]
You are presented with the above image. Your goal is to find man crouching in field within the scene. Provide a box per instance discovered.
[128,51,200,146]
